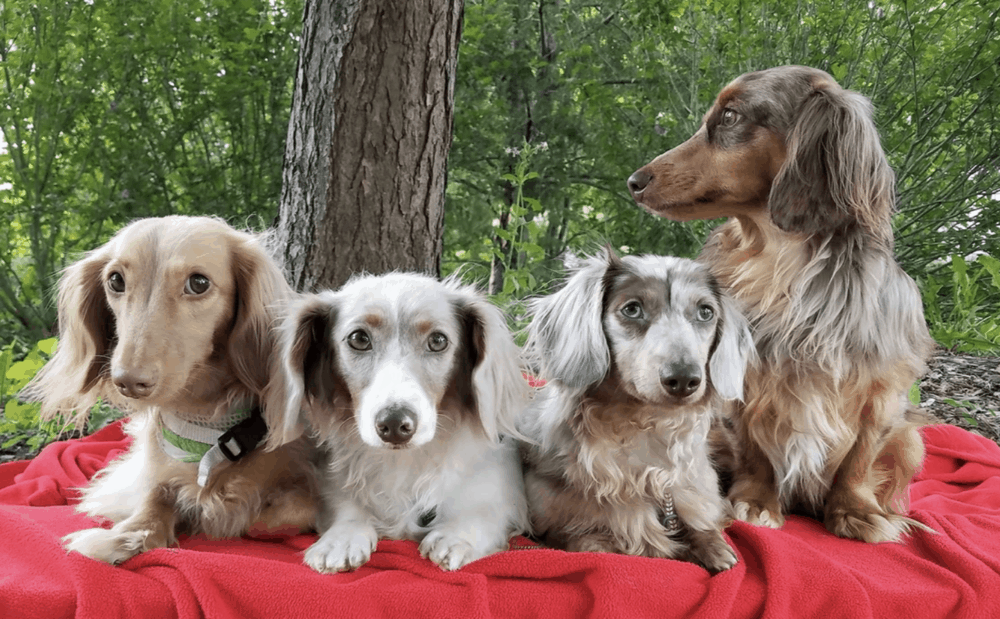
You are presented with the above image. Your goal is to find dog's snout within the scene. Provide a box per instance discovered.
[660,363,702,398]
[112,367,156,399]
[628,168,653,196]
[375,405,418,446]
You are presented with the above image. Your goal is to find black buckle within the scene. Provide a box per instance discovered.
[217,408,268,462]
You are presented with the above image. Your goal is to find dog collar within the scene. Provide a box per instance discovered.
[158,405,268,487]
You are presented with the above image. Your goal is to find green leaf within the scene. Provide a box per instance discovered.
[35,338,58,356]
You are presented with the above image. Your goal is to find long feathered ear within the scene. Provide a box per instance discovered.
[452,288,528,443]
[270,292,347,449]
[526,249,617,390]
[19,246,115,425]
[227,231,293,437]
[768,81,895,238]
[708,286,756,401]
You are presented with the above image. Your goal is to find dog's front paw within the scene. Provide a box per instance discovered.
[419,530,485,571]
[731,499,785,529]
[685,529,738,573]
[304,524,378,573]
[63,527,150,565]
[824,507,930,543]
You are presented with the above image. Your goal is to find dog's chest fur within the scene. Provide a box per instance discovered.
[326,426,484,538]
[552,398,711,506]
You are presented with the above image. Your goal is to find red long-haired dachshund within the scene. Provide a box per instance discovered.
[628,65,935,543]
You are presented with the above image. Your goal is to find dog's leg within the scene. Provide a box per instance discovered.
[672,462,737,572]
[823,398,930,543]
[63,483,178,564]
[303,493,379,573]
[727,432,785,529]
[420,441,526,571]
[562,531,623,553]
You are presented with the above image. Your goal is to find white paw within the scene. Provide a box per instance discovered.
[732,501,784,529]
[419,530,482,571]
[63,527,149,565]
[303,524,378,573]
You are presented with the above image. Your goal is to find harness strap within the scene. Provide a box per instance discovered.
[159,406,267,487]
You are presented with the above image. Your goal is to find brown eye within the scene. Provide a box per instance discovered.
[621,301,643,319]
[428,332,448,353]
[347,330,372,351]
[108,272,126,293]
[697,305,715,322]
[721,108,740,127]
[184,274,211,295]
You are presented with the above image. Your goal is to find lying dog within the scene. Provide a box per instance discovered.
[519,250,754,572]
[275,273,530,572]
[21,216,317,564]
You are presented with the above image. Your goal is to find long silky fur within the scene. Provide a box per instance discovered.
[21,216,318,564]
[519,251,753,569]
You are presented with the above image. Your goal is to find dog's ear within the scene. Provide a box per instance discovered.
[20,245,115,425]
[229,234,290,394]
[527,248,618,390]
[271,293,347,448]
[452,289,528,443]
[708,286,756,401]
[769,81,894,237]
[227,233,296,445]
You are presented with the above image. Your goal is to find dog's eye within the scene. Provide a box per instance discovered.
[427,332,448,353]
[347,330,372,351]
[621,301,643,319]
[107,272,126,293]
[720,108,740,127]
[184,274,211,295]
[696,305,715,322]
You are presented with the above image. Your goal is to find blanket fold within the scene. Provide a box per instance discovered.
[2,422,999,619]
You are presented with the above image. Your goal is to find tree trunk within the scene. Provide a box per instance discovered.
[274,0,463,291]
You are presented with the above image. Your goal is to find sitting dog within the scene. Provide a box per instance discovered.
[519,249,754,572]
[628,65,935,542]
[275,273,530,572]
[21,216,317,564]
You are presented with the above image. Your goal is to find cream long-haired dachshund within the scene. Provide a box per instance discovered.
[21,216,317,564]
[629,65,936,542]
[519,249,754,572]
[276,273,530,572]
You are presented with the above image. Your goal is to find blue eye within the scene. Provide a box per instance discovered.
[621,301,643,319]
[428,332,448,352]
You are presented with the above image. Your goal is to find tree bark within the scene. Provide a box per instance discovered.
[274,0,463,291]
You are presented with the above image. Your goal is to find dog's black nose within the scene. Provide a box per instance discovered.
[628,168,653,195]
[661,364,702,398]
[375,405,418,445]
[112,368,156,399]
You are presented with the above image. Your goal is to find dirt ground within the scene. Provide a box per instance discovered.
[918,349,1000,445]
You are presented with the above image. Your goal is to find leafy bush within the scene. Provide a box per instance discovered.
[918,254,1000,354]
[0,338,122,458]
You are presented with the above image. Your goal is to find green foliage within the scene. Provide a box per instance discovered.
[447,0,999,354]
[0,338,121,456]
[919,254,1000,353]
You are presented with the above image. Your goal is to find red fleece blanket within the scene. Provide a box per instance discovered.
[1,422,999,619]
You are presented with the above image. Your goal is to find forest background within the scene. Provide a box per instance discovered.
[1,0,998,455]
